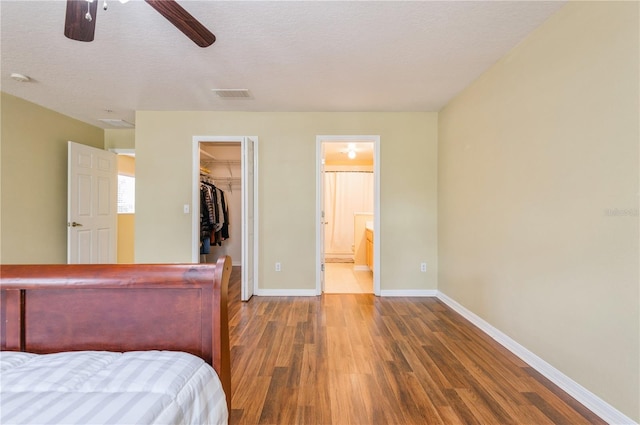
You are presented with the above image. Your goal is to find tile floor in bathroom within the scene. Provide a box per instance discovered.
[323,262,373,293]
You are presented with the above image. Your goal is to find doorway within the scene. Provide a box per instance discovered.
[192,136,258,301]
[316,135,380,295]
[198,142,241,263]
[114,150,135,263]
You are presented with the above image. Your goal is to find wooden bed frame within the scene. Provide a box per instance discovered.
[0,255,232,412]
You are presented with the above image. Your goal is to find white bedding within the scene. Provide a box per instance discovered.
[0,351,228,425]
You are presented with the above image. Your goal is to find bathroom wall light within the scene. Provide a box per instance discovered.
[348,150,356,159]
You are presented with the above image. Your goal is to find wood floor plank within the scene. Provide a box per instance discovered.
[523,366,608,424]
[443,388,483,425]
[402,372,446,424]
[227,267,606,425]
[258,366,297,425]
[434,405,468,425]
[435,335,531,411]
[514,404,559,425]
[274,325,298,367]
[523,392,579,425]
[456,387,515,425]
[232,377,271,423]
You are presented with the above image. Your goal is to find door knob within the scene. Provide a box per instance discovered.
[69,222,83,227]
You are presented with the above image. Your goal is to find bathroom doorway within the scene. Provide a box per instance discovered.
[316,135,380,295]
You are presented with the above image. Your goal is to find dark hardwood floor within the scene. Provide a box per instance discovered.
[227,267,605,425]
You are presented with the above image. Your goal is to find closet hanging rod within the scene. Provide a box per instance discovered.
[202,159,241,165]
[202,176,241,183]
[209,177,241,181]
[201,177,240,193]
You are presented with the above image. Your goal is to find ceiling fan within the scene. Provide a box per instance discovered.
[64,0,215,47]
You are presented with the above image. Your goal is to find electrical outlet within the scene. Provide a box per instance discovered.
[275,262,281,272]
[420,262,427,272]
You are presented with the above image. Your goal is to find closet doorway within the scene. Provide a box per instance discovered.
[316,135,380,295]
[192,136,258,301]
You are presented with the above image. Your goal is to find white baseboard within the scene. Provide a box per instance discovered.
[325,254,353,260]
[254,289,318,297]
[380,289,437,297]
[353,265,370,271]
[436,291,637,425]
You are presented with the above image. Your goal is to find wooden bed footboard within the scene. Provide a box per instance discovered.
[0,256,232,412]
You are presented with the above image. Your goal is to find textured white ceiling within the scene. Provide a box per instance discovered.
[0,0,565,128]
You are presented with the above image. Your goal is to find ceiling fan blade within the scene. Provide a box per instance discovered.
[145,0,215,48]
[64,0,98,42]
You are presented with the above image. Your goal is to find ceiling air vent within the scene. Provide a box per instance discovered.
[98,119,135,128]
[211,89,251,99]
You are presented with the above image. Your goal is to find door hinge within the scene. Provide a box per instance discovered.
[321,264,325,272]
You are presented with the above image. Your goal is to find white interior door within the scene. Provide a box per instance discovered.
[315,141,327,294]
[67,141,117,264]
[241,137,256,301]
[320,154,326,292]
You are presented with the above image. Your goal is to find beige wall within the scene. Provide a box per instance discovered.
[117,155,135,263]
[135,112,438,292]
[117,214,135,263]
[0,93,104,263]
[105,128,135,150]
[438,2,639,421]
[117,153,135,176]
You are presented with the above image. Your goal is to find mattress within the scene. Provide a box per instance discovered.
[0,350,228,425]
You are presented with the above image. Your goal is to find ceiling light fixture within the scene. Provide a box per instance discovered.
[10,73,31,83]
[98,0,130,14]
[346,143,357,159]
[84,0,93,21]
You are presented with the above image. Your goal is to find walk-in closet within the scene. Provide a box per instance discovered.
[199,143,241,265]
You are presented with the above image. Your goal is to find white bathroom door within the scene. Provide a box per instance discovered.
[67,141,117,263]
[320,157,328,292]
[318,147,326,293]
[241,137,256,301]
